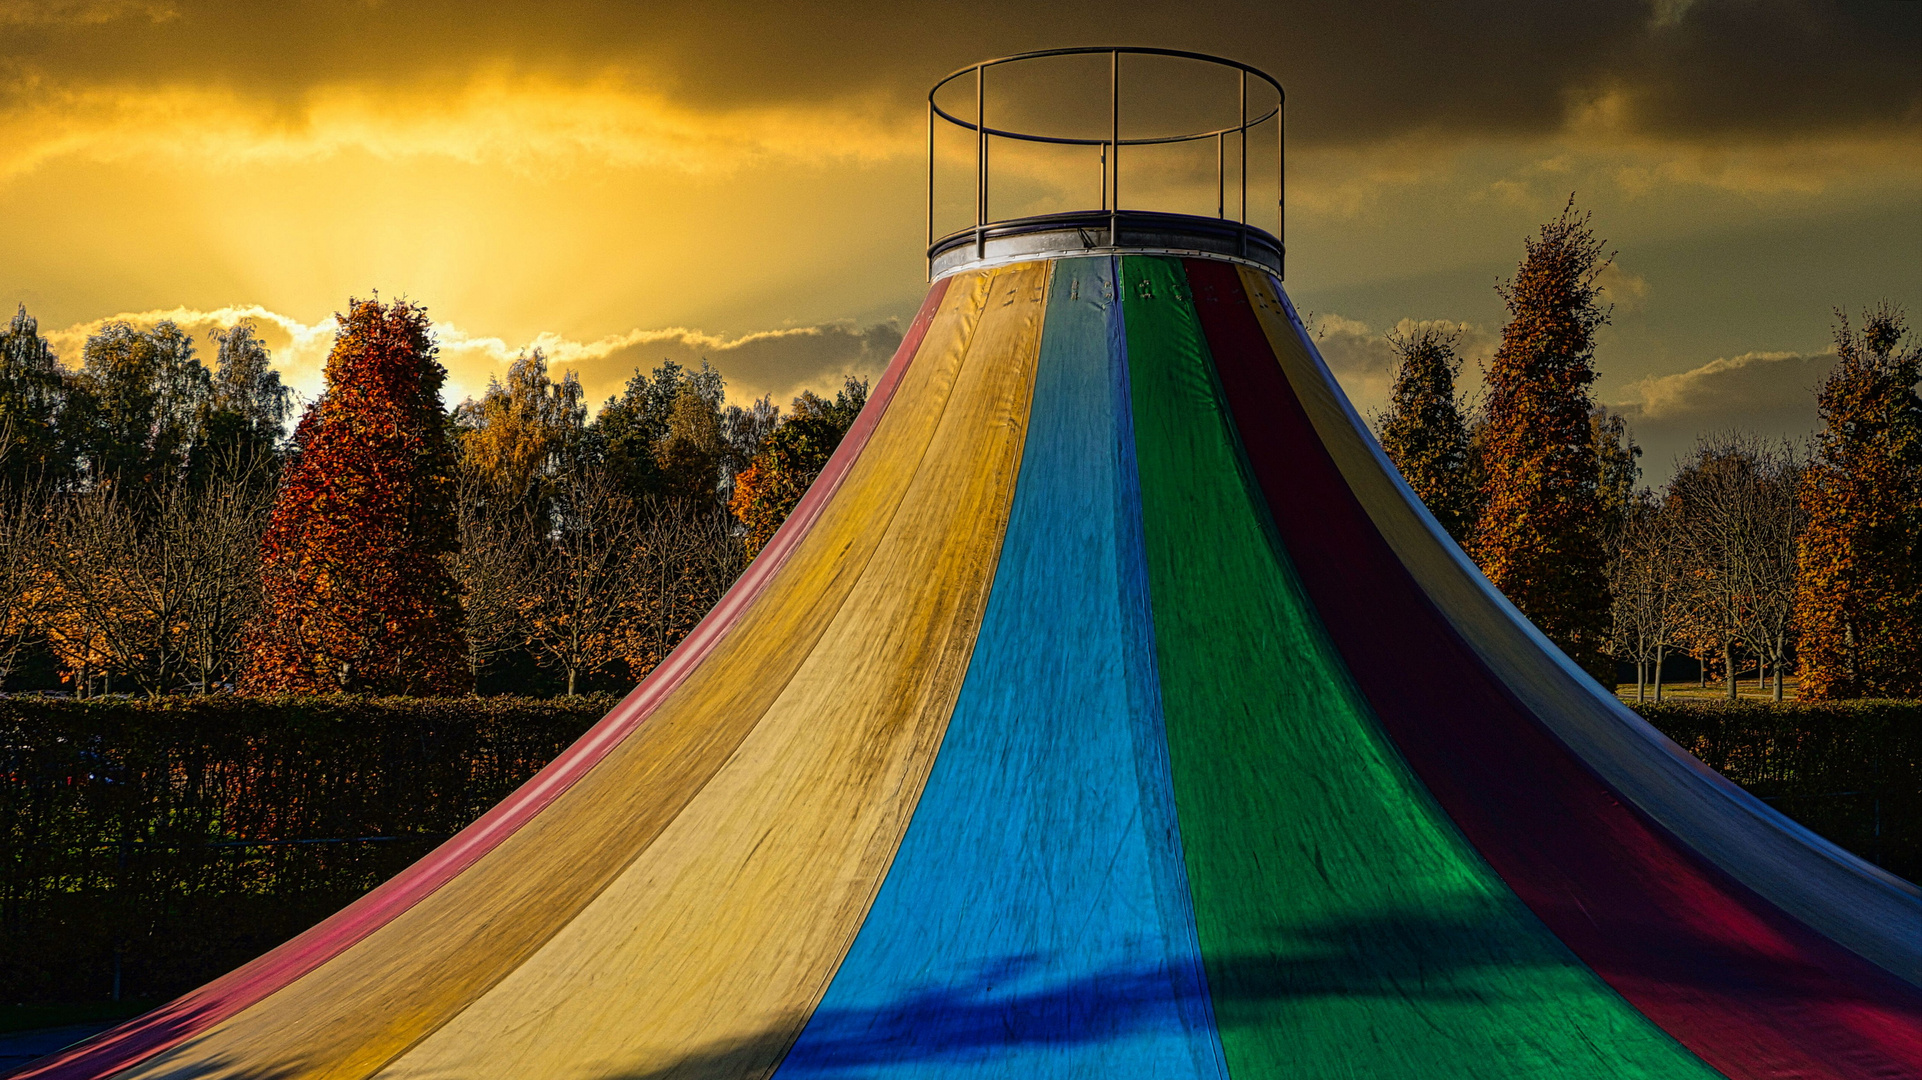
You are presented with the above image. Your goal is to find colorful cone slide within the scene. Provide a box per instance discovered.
[21,254,1920,1080]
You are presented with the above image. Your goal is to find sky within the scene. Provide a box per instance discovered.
[4,0,1918,485]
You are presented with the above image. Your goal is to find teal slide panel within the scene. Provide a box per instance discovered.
[774,256,1227,1077]
[1121,254,1722,1079]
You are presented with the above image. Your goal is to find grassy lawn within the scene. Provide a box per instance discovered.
[1616,674,1801,704]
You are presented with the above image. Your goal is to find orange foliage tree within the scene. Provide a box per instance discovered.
[1471,198,1614,680]
[244,297,469,694]
[1796,304,1922,700]
[729,377,867,558]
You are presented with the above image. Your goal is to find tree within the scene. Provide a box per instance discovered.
[622,506,745,681]
[1796,304,1922,699]
[192,321,294,485]
[1606,491,1679,702]
[1376,324,1478,545]
[520,464,647,696]
[656,383,724,506]
[0,306,73,491]
[69,320,209,491]
[244,297,468,695]
[1668,436,1798,700]
[454,348,586,510]
[591,360,725,502]
[729,376,869,558]
[1592,407,1642,529]
[0,452,48,688]
[1471,197,1614,681]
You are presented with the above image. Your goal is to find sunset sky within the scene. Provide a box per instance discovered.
[5,0,1917,482]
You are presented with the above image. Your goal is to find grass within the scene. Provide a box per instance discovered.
[1616,673,1801,705]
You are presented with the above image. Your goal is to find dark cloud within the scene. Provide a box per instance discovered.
[543,320,905,410]
[3,0,1914,149]
[1610,348,1837,481]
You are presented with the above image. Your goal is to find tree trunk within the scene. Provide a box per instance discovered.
[1635,660,1646,702]
[567,666,577,697]
[1653,644,1665,701]
[1724,642,1737,700]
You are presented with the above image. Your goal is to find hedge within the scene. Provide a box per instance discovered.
[0,694,611,1002]
[1628,699,1920,885]
[0,695,1914,1003]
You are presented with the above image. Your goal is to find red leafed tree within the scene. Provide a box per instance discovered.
[1472,198,1614,682]
[244,297,469,694]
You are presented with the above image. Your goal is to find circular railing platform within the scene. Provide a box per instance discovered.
[927,47,1284,278]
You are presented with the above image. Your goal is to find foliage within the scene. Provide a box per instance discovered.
[1376,324,1479,545]
[69,320,209,491]
[591,360,725,503]
[730,376,869,558]
[1796,305,1922,700]
[1630,699,1921,883]
[452,348,585,512]
[244,297,469,695]
[1590,407,1641,527]
[1472,197,1614,681]
[0,306,70,491]
[194,322,294,488]
[0,693,608,1001]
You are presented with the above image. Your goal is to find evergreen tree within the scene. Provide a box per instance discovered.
[244,297,468,694]
[0,305,72,489]
[1796,304,1922,699]
[1472,198,1614,680]
[1376,325,1478,546]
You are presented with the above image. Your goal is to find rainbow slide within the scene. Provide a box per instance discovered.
[21,255,1921,1080]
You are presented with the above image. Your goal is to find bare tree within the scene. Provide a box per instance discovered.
[1736,442,1806,701]
[520,464,647,696]
[44,473,268,696]
[1607,492,1680,701]
[1666,434,1805,701]
[623,505,745,681]
[0,450,48,688]
[451,468,530,687]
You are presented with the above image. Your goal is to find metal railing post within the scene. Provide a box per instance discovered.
[976,64,986,260]
[1239,68,1248,257]
[1278,88,1286,278]
[926,100,935,280]
[1216,132,1224,219]
[1109,49,1119,246]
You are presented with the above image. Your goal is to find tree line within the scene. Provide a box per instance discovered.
[0,297,869,698]
[1374,198,1922,702]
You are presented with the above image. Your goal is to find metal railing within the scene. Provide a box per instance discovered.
[927,47,1284,275]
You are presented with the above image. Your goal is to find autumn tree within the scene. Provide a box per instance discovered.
[1376,324,1478,545]
[520,464,647,696]
[730,376,869,558]
[623,505,744,681]
[1471,197,1614,681]
[244,297,469,694]
[454,348,586,509]
[1796,304,1922,699]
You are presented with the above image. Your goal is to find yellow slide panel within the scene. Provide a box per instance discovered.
[373,262,1048,1080]
[1234,264,1922,988]
[122,268,1010,1080]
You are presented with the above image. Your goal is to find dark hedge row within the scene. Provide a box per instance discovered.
[0,694,612,1002]
[1628,699,1921,885]
[0,695,1914,1004]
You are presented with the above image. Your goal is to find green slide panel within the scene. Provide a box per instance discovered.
[1120,255,1720,1079]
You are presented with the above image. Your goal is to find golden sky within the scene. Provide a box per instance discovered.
[5,0,1918,480]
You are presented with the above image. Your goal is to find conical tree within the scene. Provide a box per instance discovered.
[244,297,468,694]
[1376,324,1478,546]
[1472,198,1613,680]
[1796,304,1922,700]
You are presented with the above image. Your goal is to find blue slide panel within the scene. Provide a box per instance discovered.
[773,256,1226,1078]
